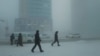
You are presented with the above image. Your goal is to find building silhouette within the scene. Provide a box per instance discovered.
[15,0,52,34]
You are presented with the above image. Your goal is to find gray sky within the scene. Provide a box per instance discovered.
[0,0,72,37]
[52,0,72,36]
[0,0,19,20]
[0,0,19,32]
[0,0,100,38]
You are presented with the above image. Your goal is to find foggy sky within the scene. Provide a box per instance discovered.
[0,0,19,32]
[0,0,100,38]
[71,0,100,38]
[52,0,71,37]
[0,0,72,37]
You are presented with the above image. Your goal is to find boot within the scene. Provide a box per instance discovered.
[40,50,44,52]
[31,49,34,53]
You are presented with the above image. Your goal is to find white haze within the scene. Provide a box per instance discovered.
[0,0,72,38]
[0,0,100,38]
[0,0,19,32]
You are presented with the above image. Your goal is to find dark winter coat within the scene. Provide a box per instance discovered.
[18,34,23,43]
[54,31,58,41]
[10,34,15,41]
[34,32,41,43]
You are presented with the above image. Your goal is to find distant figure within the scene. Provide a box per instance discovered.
[51,31,60,46]
[31,30,44,53]
[17,33,23,46]
[10,33,15,45]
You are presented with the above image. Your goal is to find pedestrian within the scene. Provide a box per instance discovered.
[51,31,60,46]
[17,33,23,46]
[10,33,15,45]
[31,30,44,53]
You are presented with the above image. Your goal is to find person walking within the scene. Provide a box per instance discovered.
[31,30,44,53]
[51,31,60,46]
[10,33,15,45]
[17,33,23,46]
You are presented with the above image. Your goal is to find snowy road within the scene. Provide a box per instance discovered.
[0,40,100,56]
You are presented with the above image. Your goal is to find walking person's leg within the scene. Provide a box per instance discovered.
[19,42,21,46]
[38,43,44,52]
[20,41,23,46]
[51,41,56,46]
[11,40,13,45]
[31,44,37,52]
[57,40,60,46]
[12,40,14,45]
[16,41,19,46]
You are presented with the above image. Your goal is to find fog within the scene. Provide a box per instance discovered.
[71,0,100,38]
[0,0,100,39]
[52,0,72,37]
[0,0,19,32]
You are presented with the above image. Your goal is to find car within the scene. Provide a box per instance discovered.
[40,34,50,39]
[66,33,80,38]
[14,32,34,43]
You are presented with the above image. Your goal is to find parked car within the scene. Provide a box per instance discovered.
[14,32,34,43]
[66,33,80,38]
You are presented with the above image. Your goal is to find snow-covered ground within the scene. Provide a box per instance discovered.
[0,40,100,56]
